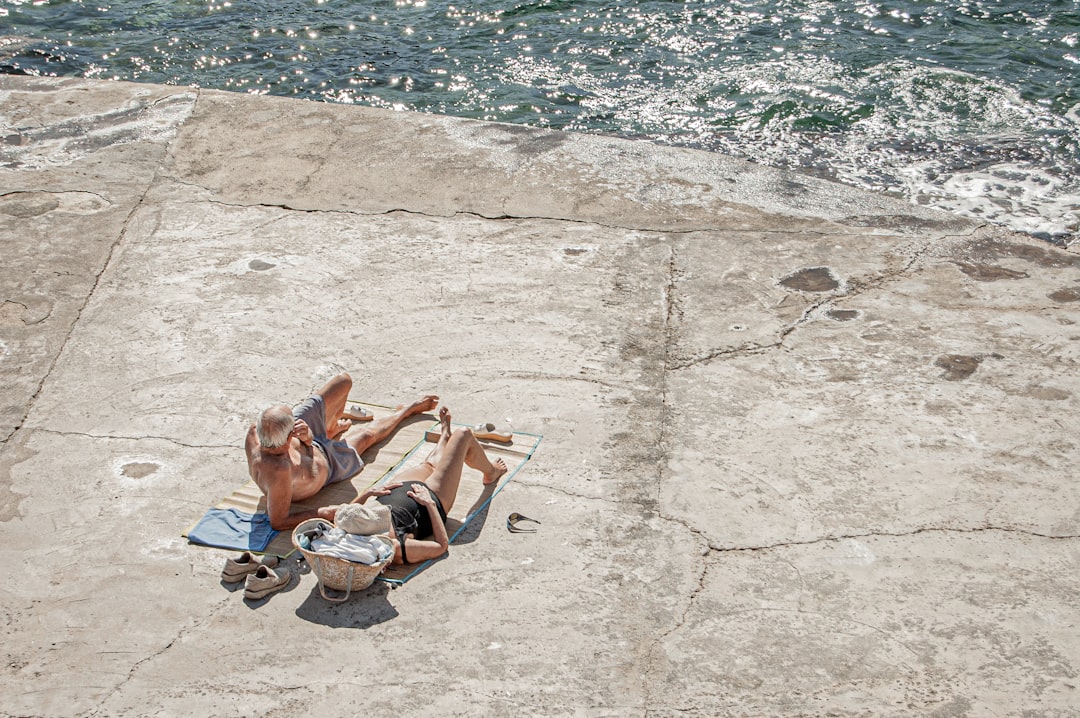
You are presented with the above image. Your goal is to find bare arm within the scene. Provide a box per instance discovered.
[350,482,402,505]
[264,466,336,531]
[399,484,450,563]
[244,423,260,473]
[249,424,336,531]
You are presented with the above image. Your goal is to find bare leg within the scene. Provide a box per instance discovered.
[423,414,508,514]
[315,372,353,430]
[329,418,352,440]
[345,395,439,456]
[422,406,454,463]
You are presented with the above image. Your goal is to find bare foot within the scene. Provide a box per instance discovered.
[421,407,454,467]
[439,406,452,440]
[398,395,439,417]
[330,418,351,439]
[483,457,509,485]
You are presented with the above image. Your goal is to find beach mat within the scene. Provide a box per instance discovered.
[377,426,542,585]
[184,402,430,556]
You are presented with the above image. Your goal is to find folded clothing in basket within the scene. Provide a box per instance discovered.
[311,527,394,565]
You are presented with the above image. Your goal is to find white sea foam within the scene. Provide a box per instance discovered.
[6,0,1076,243]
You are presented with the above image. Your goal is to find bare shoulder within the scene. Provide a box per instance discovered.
[250,450,290,492]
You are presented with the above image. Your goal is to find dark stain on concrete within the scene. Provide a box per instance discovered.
[0,301,25,326]
[1022,385,1071,401]
[827,308,859,321]
[249,259,275,271]
[779,179,809,198]
[1049,288,1080,303]
[498,126,570,157]
[843,214,962,232]
[0,192,60,217]
[563,248,587,256]
[964,237,1080,271]
[780,267,839,293]
[935,354,981,381]
[121,462,159,479]
[954,263,1028,282]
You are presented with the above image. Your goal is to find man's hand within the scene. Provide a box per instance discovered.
[317,505,339,522]
[292,419,313,446]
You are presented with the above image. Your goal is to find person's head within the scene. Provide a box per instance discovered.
[257,404,293,449]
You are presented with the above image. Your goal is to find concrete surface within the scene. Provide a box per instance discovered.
[0,75,1078,717]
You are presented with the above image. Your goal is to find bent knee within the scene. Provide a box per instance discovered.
[350,428,376,448]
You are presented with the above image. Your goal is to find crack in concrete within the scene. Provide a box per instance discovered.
[638,244,710,717]
[3,179,156,450]
[667,228,985,371]
[706,524,1080,554]
[0,188,111,204]
[2,91,199,452]
[226,198,729,236]
[81,593,233,718]
[495,369,633,391]
[33,428,235,451]
[2,85,207,457]
[641,540,710,713]
[523,480,622,505]
[669,340,781,371]
[158,183,960,240]
[657,245,681,504]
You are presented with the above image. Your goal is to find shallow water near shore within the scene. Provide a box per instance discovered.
[2,0,1078,244]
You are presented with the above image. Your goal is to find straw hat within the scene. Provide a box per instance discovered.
[335,503,391,535]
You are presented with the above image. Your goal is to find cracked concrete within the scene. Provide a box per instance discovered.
[1,75,1078,717]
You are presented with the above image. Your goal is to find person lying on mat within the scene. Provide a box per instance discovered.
[245,371,438,531]
[352,406,508,564]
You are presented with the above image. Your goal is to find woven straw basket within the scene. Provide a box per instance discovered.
[292,518,395,602]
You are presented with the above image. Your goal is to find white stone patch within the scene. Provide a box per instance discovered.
[0,89,197,169]
[827,538,876,566]
[667,452,712,483]
[140,535,187,558]
[51,191,112,214]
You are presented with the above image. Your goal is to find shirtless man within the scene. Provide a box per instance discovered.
[244,372,437,531]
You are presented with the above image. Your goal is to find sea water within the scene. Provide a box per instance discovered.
[2,0,1077,245]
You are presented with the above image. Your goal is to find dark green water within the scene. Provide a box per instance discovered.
[2,0,1078,243]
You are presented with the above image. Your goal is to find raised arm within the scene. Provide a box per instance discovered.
[248,424,336,531]
[399,484,450,563]
[244,423,260,472]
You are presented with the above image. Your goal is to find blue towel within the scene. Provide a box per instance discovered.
[186,508,278,552]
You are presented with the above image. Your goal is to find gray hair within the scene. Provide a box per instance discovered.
[257,405,293,449]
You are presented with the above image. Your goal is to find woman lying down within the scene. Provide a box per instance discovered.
[349,407,507,565]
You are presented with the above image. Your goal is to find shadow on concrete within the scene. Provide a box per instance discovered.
[447,481,497,547]
[293,580,399,628]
